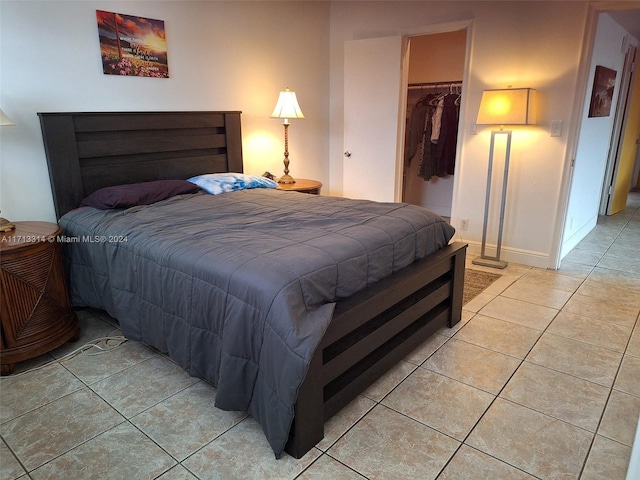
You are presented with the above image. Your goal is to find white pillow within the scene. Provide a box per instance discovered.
[188,173,278,195]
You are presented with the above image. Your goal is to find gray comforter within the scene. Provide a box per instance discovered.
[59,188,455,457]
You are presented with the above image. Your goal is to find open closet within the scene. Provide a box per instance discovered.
[402,30,466,219]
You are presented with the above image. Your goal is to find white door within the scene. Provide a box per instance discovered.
[343,36,405,202]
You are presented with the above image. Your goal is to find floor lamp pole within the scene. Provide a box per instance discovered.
[473,129,512,269]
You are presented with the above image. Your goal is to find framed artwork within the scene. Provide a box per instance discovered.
[96,10,169,78]
[588,65,616,117]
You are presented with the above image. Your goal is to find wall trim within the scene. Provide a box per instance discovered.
[464,241,550,269]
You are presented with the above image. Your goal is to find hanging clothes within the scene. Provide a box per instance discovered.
[404,94,432,167]
[433,93,459,177]
[404,85,461,182]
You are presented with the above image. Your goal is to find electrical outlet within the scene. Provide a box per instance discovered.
[460,219,469,231]
[550,120,563,137]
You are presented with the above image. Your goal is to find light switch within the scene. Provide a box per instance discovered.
[550,120,563,137]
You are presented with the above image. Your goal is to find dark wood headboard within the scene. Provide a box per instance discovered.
[38,111,243,219]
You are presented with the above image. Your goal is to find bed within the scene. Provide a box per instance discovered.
[38,111,467,459]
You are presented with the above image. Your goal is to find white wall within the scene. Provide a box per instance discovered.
[561,12,635,258]
[0,1,330,222]
[329,1,588,267]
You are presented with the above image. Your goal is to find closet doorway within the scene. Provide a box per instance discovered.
[402,30,467,220]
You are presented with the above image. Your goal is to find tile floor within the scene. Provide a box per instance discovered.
[1,192,639,480]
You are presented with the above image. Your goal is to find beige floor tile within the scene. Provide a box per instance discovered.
[557,260,593,279]
[9,351,56,376]
[382,368,494,440]
[438,445,537,480]
[422,339,521,394]
[156,465,199,480]
[576,280,640,310]
[568,239,609,256]
[500,362,609,432]
[522,268,584,292]
[1,388,124,471]
[615,354,640,397]
[479,296,558,330]
[131,381,247,461]
[438,310,473,336]
[587,266,640,292]
[89,355,198,418]
[563,293,639,325]
[183,418,320,480]
[561,247,602,267]
[598,390,640,447]
[29,422,176,480]
[62,339,157,385]
[0,362,84,424]
[328,405,459,480]
[462,291,496,313]
[628,324,640,358]
[297,454,367,479]
[454,314,541,359]
[404,332,449,365]
[0,440,26,480]
[316,395,375,451]
[466,398,592,479]
[546,310,633,353]
[49,310,122,360]
[501,280,573,309]
[480,273,518,295]
[598,252,640,275]
[527,333,623,387]
[580,434,632,480]
[361,360,416,402]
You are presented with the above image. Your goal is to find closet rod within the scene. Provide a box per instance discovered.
[408,81,462,90]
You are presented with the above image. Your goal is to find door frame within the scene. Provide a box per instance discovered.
[397,20,474,222]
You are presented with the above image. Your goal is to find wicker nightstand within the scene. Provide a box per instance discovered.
[0,221,79,374]
[276,179,323,195]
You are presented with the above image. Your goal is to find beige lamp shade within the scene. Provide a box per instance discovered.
[0,109,15,126]
[476,88,537,126]
[270,88,305,120]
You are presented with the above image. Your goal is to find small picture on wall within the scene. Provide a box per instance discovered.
[96,10,169,78]
[588,65,616,117]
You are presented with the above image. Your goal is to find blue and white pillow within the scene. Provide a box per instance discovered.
[187,173,278,195]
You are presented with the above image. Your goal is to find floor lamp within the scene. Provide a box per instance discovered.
[472,88,537,269]
[271,87,305,184]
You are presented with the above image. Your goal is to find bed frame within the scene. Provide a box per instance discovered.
[38,111,467,459]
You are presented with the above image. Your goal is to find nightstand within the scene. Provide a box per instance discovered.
[276,179,323,195]
[0,221,79,375]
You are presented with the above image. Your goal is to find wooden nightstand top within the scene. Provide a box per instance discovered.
[0,221,61,253]
[276,179,323,194]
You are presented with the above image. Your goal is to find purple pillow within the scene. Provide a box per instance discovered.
[80,179,200,209]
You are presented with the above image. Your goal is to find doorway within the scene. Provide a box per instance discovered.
[599,42,638,215]
[402,30,467,219]
[342,24,470,207]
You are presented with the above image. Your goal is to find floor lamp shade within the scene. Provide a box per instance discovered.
[271,88,305,184]
[476,88,537,126]
[473,88,537,269]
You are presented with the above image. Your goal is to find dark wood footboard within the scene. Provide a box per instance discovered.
[286,241,467,458]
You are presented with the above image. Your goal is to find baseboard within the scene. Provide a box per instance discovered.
[463,241,550,269]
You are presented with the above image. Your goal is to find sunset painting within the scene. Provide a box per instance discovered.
[96,10,169,78]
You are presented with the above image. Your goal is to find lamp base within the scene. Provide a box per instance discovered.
[472,257,508,269]
[0,217,16,233]
[278,174,296,184]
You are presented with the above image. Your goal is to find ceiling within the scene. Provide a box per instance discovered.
[608,9,640,41]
